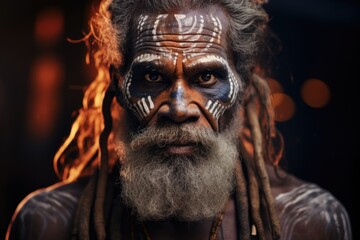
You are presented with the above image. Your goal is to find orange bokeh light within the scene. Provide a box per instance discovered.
[34,8,64,44]
[301,78,331,108]
[28,56,64,137]
[272,93,296,122]
[31,56,64,91]
[267,78,283,94]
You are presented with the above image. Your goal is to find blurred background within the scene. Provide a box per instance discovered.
[0,0,359,238]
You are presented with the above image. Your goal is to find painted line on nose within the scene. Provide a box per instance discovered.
[170,86,184,100]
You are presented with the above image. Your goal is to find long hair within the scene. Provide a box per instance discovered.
[55,0,283,239]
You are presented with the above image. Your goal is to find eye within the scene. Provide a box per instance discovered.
[144,70,163,82]
[195,72,218,87]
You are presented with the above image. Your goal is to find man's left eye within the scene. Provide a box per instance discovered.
[195,72,217,86]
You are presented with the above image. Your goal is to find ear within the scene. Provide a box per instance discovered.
[110,64,126,107]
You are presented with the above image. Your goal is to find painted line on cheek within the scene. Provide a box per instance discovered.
[216,106,227,119]
[230,73,239,104]
[122,70,133,105]
[141,97,150,115]
[228,73,234,98]
[209,100,219,114]
[132,105,143,120]
[147,96,154,109]
[213,103,223,119]
[205,100,213,110]
[206,100,228,120]
[216,103,226,119]
[137,101,147,117]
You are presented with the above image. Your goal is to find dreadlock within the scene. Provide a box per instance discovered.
[56,0,284,239]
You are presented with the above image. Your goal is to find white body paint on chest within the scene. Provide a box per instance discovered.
[275,184,352,240]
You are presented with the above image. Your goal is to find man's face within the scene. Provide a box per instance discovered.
[121,5,241,132]
[117,6,240,221]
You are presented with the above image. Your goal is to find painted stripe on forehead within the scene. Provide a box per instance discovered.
[131,53,177,69]
[133,53,161,64]
[141,13,222,49]
[152,14,168,38]
[174,14,186,32]
[182,15,198,34]
[197,15,205,34]
[137,15,149,38]
[216,16,222,44]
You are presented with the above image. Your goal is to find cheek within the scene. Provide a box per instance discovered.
[122,70,157,121]
[203,71,240,121]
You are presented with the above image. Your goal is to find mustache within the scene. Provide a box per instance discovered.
[129,125,218,151]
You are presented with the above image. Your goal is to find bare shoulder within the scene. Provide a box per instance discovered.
[268,166,352,240]
[6,178,88,240]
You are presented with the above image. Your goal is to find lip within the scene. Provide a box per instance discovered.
[165,143,196,155]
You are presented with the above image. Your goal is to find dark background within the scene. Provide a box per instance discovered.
[0,0,359,239]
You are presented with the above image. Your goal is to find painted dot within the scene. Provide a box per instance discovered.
[272,93,296,122]
[34,8,64,44]
[301,78,331,108]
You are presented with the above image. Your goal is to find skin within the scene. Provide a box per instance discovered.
[6,5,352,240]
[120,5,240,136]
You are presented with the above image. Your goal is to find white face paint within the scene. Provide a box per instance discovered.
[123,8,241,130]
[187,55,240,120]
[122,53,165,120]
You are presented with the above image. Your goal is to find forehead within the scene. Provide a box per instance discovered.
[131,5,231,59]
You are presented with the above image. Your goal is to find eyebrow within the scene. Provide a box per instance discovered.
[184,55,229,70]
[132,53,162,64]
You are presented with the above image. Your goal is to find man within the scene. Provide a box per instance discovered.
[7,0,352,239]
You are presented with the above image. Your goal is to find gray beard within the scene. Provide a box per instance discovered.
[118,125,238,221]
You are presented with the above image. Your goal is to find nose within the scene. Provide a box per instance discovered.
[157,83,200,124]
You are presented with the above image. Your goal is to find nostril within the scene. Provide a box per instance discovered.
[184,116,199,124]
[158,114,198,125]
[157,103,200,124]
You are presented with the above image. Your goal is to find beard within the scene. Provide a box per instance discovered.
[118,124,238,221]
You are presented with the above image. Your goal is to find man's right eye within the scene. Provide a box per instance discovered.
[144,71,163,82]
